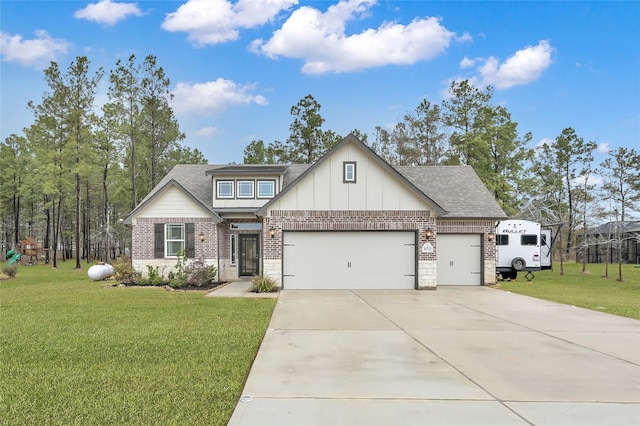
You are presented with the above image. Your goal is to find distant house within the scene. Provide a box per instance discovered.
[124,134,507,289]
[580,221,640,264]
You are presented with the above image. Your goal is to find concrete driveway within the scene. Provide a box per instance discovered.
[229,287,640,426]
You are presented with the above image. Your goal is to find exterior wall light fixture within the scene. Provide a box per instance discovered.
[270,227,275,238]
[424,229,433,239]
[199,231,205,242]
[487,232,495,242]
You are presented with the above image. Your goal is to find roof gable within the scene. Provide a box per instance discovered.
[123,178,222,224]
[258,134,447,215]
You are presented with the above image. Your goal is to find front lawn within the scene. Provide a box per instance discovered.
[0,261,276,425]
[498,262,640,319]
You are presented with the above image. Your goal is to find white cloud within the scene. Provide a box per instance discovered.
[475,40,554,89]
[162,0,298,46]
[74,0,143,26]
[459,56,476,69]
[598,142,610,154]
[171,78,267,116]
[0,30,70,69]
[252,0,459,74]
[193,126,219,137]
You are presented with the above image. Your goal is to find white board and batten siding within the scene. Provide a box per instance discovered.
[269,142,432,212]
[437,234,482,286]
[283,231,416,290]
[131,185,210,224]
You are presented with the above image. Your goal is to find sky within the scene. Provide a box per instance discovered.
[1,0,639,165]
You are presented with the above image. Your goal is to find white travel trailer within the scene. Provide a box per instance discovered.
[495,220,552,280]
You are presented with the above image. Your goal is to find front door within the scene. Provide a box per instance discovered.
[239,234,260,276]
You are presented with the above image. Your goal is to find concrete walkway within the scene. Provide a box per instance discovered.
[229,287,640,426]
[205,281,279,298]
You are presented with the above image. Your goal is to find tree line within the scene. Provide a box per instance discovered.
[1,55,205,268]
[2,55,638,270]
[243,85,639,269]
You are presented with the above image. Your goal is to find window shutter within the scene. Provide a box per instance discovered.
[154,223,164,258]
[185,223,195,258]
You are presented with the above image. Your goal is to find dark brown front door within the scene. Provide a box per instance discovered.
[239,234,260,276]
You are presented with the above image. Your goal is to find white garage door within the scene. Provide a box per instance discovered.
[283,231,416,290]
[437,234,482,286]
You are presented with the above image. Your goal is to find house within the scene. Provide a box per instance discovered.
[124,134,507,289]
[579,220,640,264]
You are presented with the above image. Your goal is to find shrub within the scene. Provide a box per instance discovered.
[113,258,140,284]
[250,275,278,293]
[168,273,187,289]
[2,264,17,278]
[185,259,217,287]
[146,265,166,286]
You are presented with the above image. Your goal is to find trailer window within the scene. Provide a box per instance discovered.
[496,235,509,245]
[521,235,537,246]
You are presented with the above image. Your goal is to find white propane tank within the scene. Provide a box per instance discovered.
[88,264,115,281]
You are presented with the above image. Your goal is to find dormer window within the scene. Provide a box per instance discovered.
[237,181,254,198]
[217,181,234,198]
[257,180,275,198]
[343,161,356,183]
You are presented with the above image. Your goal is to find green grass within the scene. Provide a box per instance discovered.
[498,262,640,319]
[0,261,276,425]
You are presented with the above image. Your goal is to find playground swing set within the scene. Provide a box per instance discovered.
[5,237,41,266]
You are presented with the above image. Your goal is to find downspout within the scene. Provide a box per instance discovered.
[216,222,220,281]
[257,213,263,276]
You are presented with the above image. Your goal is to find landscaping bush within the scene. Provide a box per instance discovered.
[144,265,167,286]
[168,271,188,289]
[250,275,278,293]
[185,259,217,287]
[112,257,140,284]
[2,264,17,278]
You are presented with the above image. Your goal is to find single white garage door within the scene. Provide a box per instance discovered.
[283,231,416,290]
[437,234,482,286]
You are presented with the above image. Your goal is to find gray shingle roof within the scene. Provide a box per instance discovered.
[126,162,506,221]
[206,164,289,175]
[587,220,640,235]
[123,164,219,224]
[396,165,507,219]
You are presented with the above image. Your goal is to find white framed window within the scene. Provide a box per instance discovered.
[257,180,275,198]
[237,180,254,198]
[217,180,234,198]
[343,161,356,183]
[230,234,237,266]
[165,224,185,257]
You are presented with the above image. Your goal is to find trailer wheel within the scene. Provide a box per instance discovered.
[511,257,526,271]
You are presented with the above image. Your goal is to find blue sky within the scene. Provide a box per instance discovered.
[1,0,638,164]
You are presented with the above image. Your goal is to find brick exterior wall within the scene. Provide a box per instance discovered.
[438,219,497,285]
[217,219,264,281]
[131,215,498,286]
[132,217,218,276]
[263,210,437,288]
[261,213,497,288]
